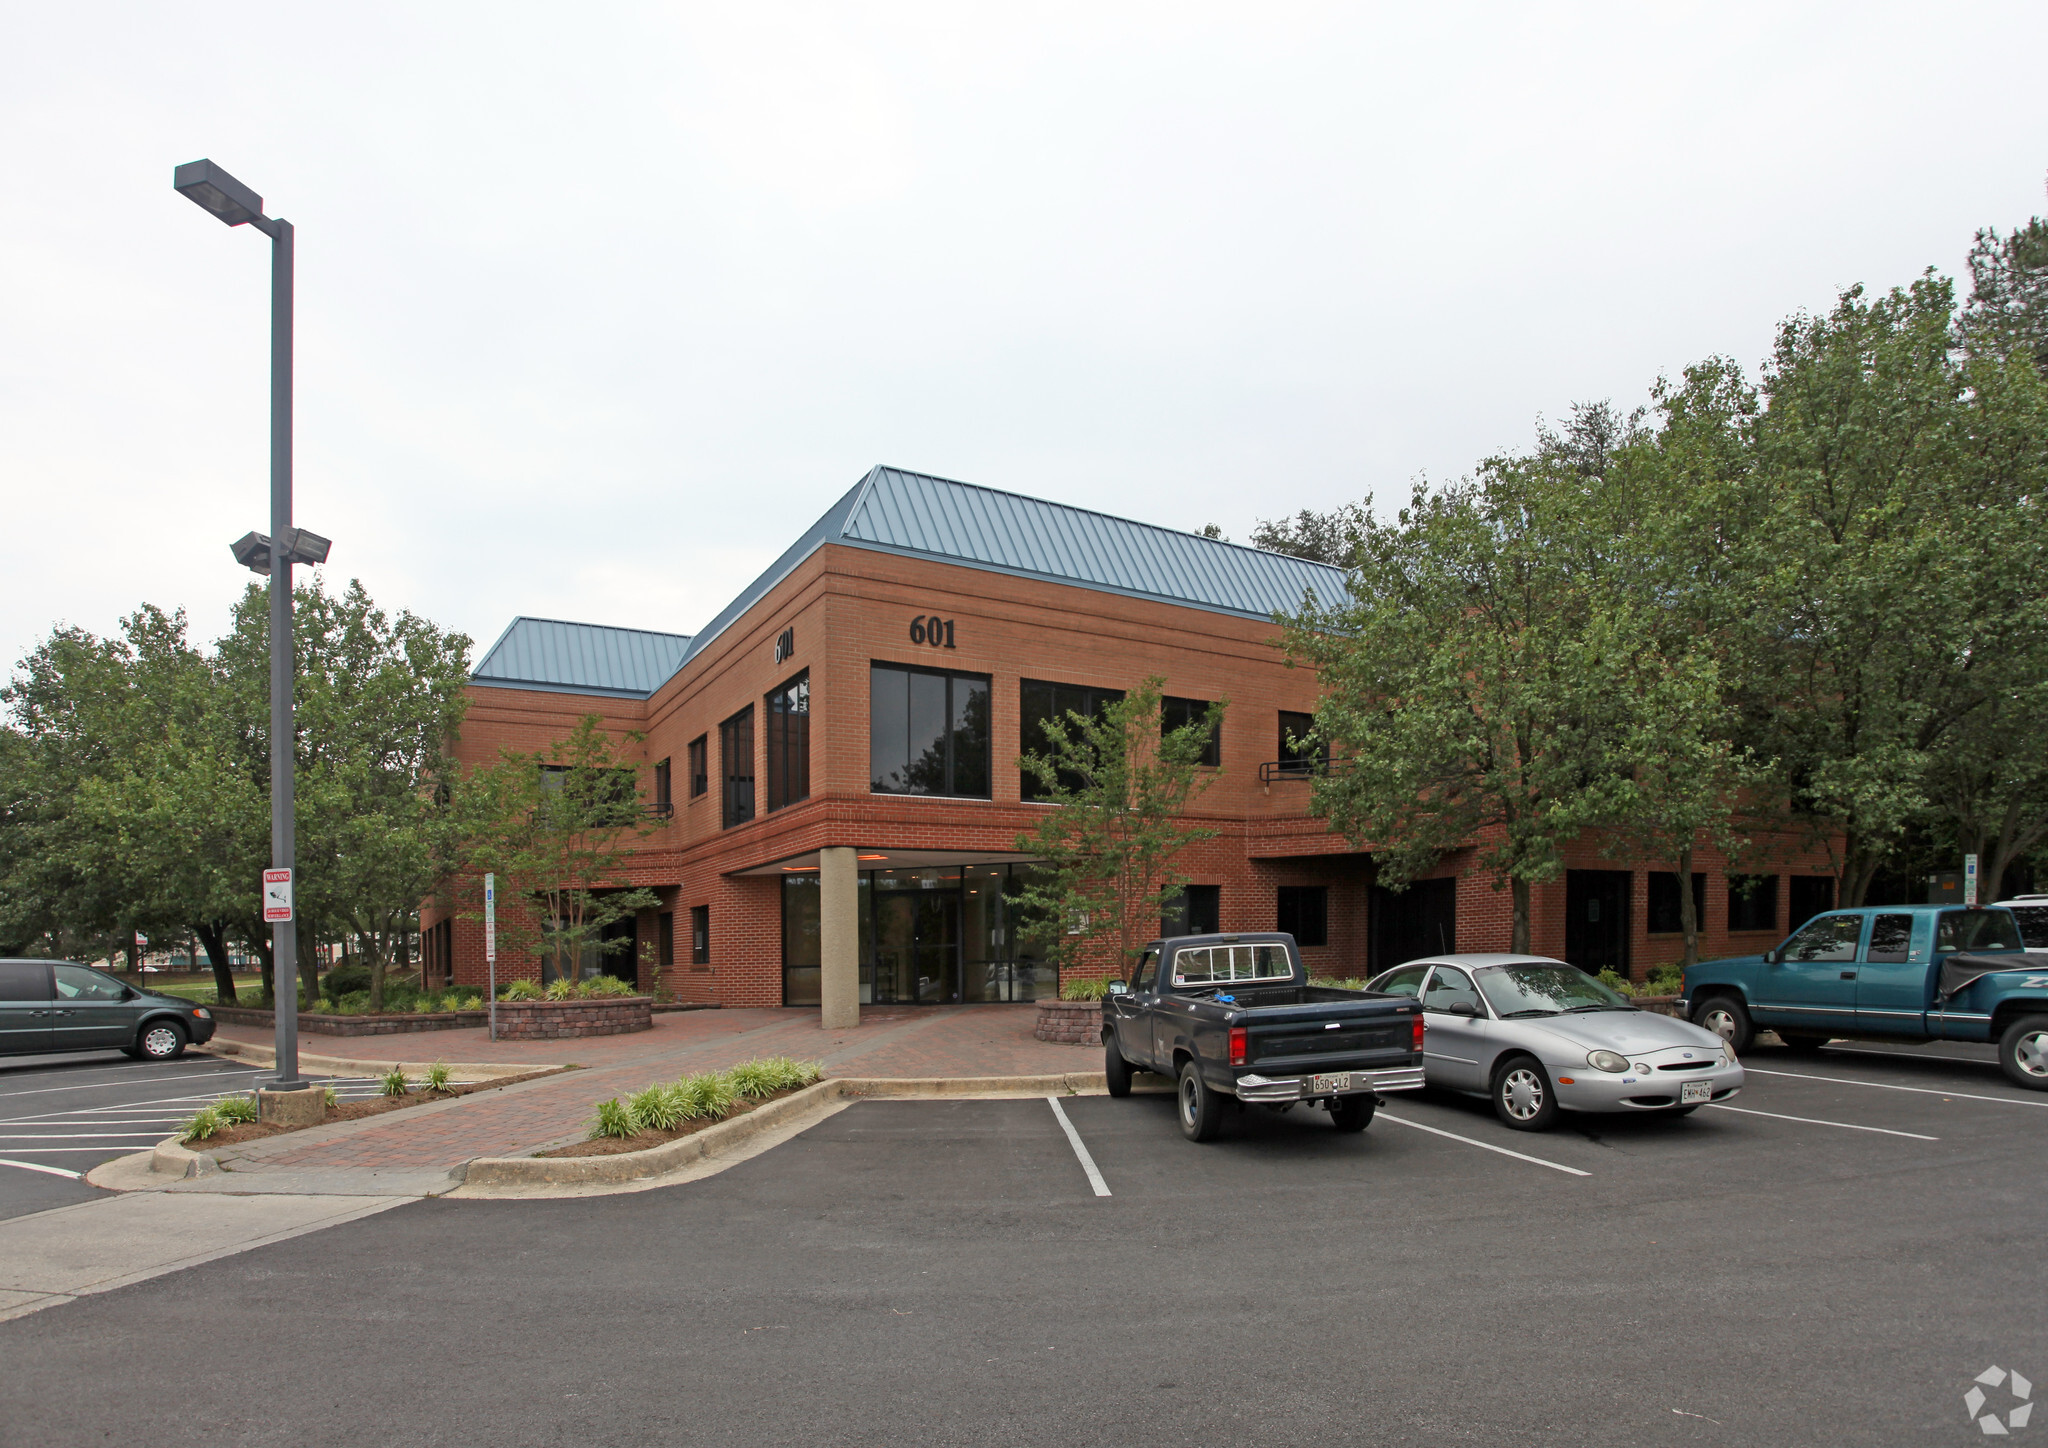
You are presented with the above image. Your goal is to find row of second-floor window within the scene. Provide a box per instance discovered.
[653,663,1307,827]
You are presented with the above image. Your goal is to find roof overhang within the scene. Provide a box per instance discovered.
[733,848,1043,877]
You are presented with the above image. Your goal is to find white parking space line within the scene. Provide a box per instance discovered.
[0,1158,84,1179]
[1703,1104,1938,1140]
[1046,1097,1111,1197]
[1375,1112,1591,1176]
[0,1066,270,1099]
[1746,1066,2048,1109]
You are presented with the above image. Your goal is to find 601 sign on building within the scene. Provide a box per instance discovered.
[909,615,957,649]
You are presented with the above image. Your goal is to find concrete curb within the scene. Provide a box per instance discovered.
[150,1138,221,1180]
[463,1071,1109,1188]
[202,1036,565,1081]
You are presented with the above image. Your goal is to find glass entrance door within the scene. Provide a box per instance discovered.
[872,874,962,1003]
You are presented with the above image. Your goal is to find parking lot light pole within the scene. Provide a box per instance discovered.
[175,159,330,1092]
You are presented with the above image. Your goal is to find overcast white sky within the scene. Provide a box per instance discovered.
[4,2,2044,671]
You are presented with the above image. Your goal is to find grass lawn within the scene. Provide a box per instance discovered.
[144,975,265,1003]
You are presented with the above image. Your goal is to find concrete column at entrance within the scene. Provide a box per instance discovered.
[820,845,859,1029]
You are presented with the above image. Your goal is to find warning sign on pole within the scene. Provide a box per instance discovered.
[262,868,294,923]
[484,873,496,961]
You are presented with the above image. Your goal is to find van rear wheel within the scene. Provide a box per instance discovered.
[1997,1015,2048,1092]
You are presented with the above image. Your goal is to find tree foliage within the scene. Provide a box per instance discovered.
[1012,678,1224,979]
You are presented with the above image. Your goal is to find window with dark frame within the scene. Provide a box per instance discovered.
[687,735,708,799]
[1161,884,1221,937]
[765,671,811,812]
[1277,711,1326,775]
[1727,874,1779,933]
[1162,695,1222,767]
[870,663,991,798]
[720,706,755,828]
[1789,875,1835,930]
[1646,872,1707,934]
[690,905,710,964]
[1020,678,1125,800]
[1276,885,1328,947]
[653,758,672,813]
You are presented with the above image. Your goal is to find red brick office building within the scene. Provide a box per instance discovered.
[424,466,1834,1021]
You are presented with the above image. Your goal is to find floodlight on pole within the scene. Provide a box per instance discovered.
[176,157,333,1095]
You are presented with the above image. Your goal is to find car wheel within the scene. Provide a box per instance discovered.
[1176,1059,1225,1142]
[1691,995,1754,1055]
[1997,1015,2048,1092]
[1104,1033,1134,1098]
[137,1021,187,1061]
[1779,1033,1831,1054]
[1330,1096,1375,1132]
[1492,1056,1559,1132]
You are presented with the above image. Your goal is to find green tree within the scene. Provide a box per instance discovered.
[452,715,660,988]
[1963,216,2048,371]
[1012,678,1224,983]
[1250,505,1366,565]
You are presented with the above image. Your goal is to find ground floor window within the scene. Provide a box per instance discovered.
[782,864,1052,1005]
[1728,874,1779,933]
[1276,885,1327,947]
[1161,884,1220,936]
[1647,872,1707,935]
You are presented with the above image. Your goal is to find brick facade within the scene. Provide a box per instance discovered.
[431,542,1837,1004]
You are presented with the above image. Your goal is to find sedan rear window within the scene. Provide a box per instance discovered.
[1172,943,1291,986]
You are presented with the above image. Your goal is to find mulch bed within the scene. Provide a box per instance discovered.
[537,1084,809,1159]
[182,1069,562,1150]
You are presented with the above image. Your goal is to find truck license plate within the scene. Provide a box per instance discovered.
[1680,1081,1712,1104]
[1309,1073,1349,1094]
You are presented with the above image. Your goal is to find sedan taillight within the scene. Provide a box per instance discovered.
[1411,1014,1425,1054]
[1228,1026,1248,1067]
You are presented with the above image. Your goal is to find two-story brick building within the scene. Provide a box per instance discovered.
[423,465,1835,1025]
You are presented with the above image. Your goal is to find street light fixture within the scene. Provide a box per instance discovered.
[175,157,332,1094]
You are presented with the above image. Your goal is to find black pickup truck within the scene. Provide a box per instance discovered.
[1101,932,1425,1141]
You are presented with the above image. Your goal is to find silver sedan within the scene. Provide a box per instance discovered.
[1364,953,1744,1131]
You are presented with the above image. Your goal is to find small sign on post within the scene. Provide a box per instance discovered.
[1965,854,1979,908]
[484,873,497,1041]
[262,868,294,922]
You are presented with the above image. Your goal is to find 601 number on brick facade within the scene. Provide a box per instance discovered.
[909,616,957,649]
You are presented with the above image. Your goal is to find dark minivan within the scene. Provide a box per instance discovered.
[0,959,217,1060]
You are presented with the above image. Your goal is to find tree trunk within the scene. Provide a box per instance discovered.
[194,921,238,1003]
[296,917,320,1011]
[124,931,140,975]
[367,930,388,1014]
[1511,876,1530,954]
[1677,844,1700,970]
[247,925,275,1002]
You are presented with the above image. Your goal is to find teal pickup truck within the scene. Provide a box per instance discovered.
[1681,904,2048,1090]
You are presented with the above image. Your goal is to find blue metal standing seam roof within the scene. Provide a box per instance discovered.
[471,617,693,699]
[472,466,1348,697]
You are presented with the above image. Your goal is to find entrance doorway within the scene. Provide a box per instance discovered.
[1565,870,1630,974]
[873,888,962,1004]
[1369,878,1457,973]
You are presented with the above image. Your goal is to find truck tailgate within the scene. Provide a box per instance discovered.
[1244,1004,1415,1072]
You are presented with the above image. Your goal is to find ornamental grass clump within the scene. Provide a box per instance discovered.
[581,975,636,998]
[543,978,578,1001]
[499,978,543,1001]
[674,1071,738,1121]
[592,1097,637,1139]
[214,1094,260,1125]
[380,1066,409,1097]
[180,1105,224,1143]
[729,1057,820,1098]
[423,1062,452,1093]
[628,1083,684,1132]
[1059,977,1113,1002]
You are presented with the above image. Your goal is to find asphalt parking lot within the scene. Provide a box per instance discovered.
[0,1052,379,1219]
[1,1037,2040,1447]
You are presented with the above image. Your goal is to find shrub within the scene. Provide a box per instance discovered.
[1310,977,1368,991]
[215,1094,260,1125]
[582,975,636,998]
[591,1097,637,1139]
[380,1066,409,1097]
[322,965,373,1002]
[323,1085,340,1109]
[1597,968,1638,999]
[499,979,543,1001]
[1060,977,1113,1002]
[674,1071,738,1121]
[334,990,373,1015]
[423,1062,452,1093]
[728,1056,821,1098]
[180,1105,224,1142]
[629,1083,684,1132]
[412,994,441,1014]
[1641,964,1685,996]
[544,978,578,1001]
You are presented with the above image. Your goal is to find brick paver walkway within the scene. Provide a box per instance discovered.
[207,1004,1093,1177]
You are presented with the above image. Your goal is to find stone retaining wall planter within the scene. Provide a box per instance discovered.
[1034,998,1104,1044]
[492,996,654,1040]
[207,1005,489,1036]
